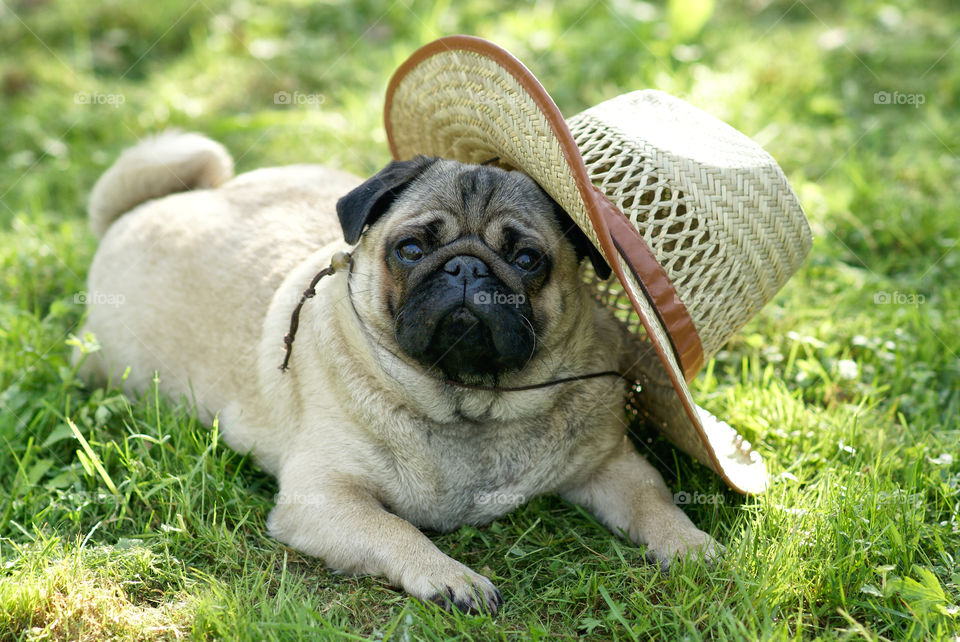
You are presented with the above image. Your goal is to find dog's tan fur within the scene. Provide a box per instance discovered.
[77,132,717,613]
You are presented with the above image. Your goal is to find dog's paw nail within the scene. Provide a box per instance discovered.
[426,584,455,611]
[419,577,500,614]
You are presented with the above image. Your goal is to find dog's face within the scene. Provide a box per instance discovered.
[337,157,609,383]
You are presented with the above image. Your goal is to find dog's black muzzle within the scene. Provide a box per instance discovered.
[394,244,536,382]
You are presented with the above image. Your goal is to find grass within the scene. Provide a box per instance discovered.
[1,0,958,638]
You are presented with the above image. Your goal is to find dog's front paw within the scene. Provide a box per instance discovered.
[645,523,720,570]
[404,558,503,615]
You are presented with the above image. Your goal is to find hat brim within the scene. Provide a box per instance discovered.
[384,35,767,494]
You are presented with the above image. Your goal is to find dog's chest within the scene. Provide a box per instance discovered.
[375,415,592,531]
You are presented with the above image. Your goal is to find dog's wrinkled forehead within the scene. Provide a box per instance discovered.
[389,160,560,243]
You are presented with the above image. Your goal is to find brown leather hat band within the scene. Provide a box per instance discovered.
[597,191,704,379]
[385,35,704,381]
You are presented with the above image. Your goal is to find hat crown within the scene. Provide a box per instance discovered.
[568,90,812,359]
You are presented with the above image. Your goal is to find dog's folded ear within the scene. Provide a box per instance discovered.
[337,155,439,244]
[542,189,612,279]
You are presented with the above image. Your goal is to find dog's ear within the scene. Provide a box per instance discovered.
[541,189,612,279]
[336,155,439,244]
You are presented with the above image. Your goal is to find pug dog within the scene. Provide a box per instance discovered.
[77,132,718,614]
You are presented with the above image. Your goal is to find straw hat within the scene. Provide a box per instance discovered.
[384,35,812,494]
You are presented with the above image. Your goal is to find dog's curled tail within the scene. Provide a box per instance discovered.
[88,131,234,239]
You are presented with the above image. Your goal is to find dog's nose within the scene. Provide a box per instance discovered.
[443,256,488,280]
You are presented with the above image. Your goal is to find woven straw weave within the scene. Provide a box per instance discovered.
[568,90,811,358]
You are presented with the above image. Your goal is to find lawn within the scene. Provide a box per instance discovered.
[1,0,958,639]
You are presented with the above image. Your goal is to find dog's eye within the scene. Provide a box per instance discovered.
[396,240,425,263]
[513,249,542,271]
